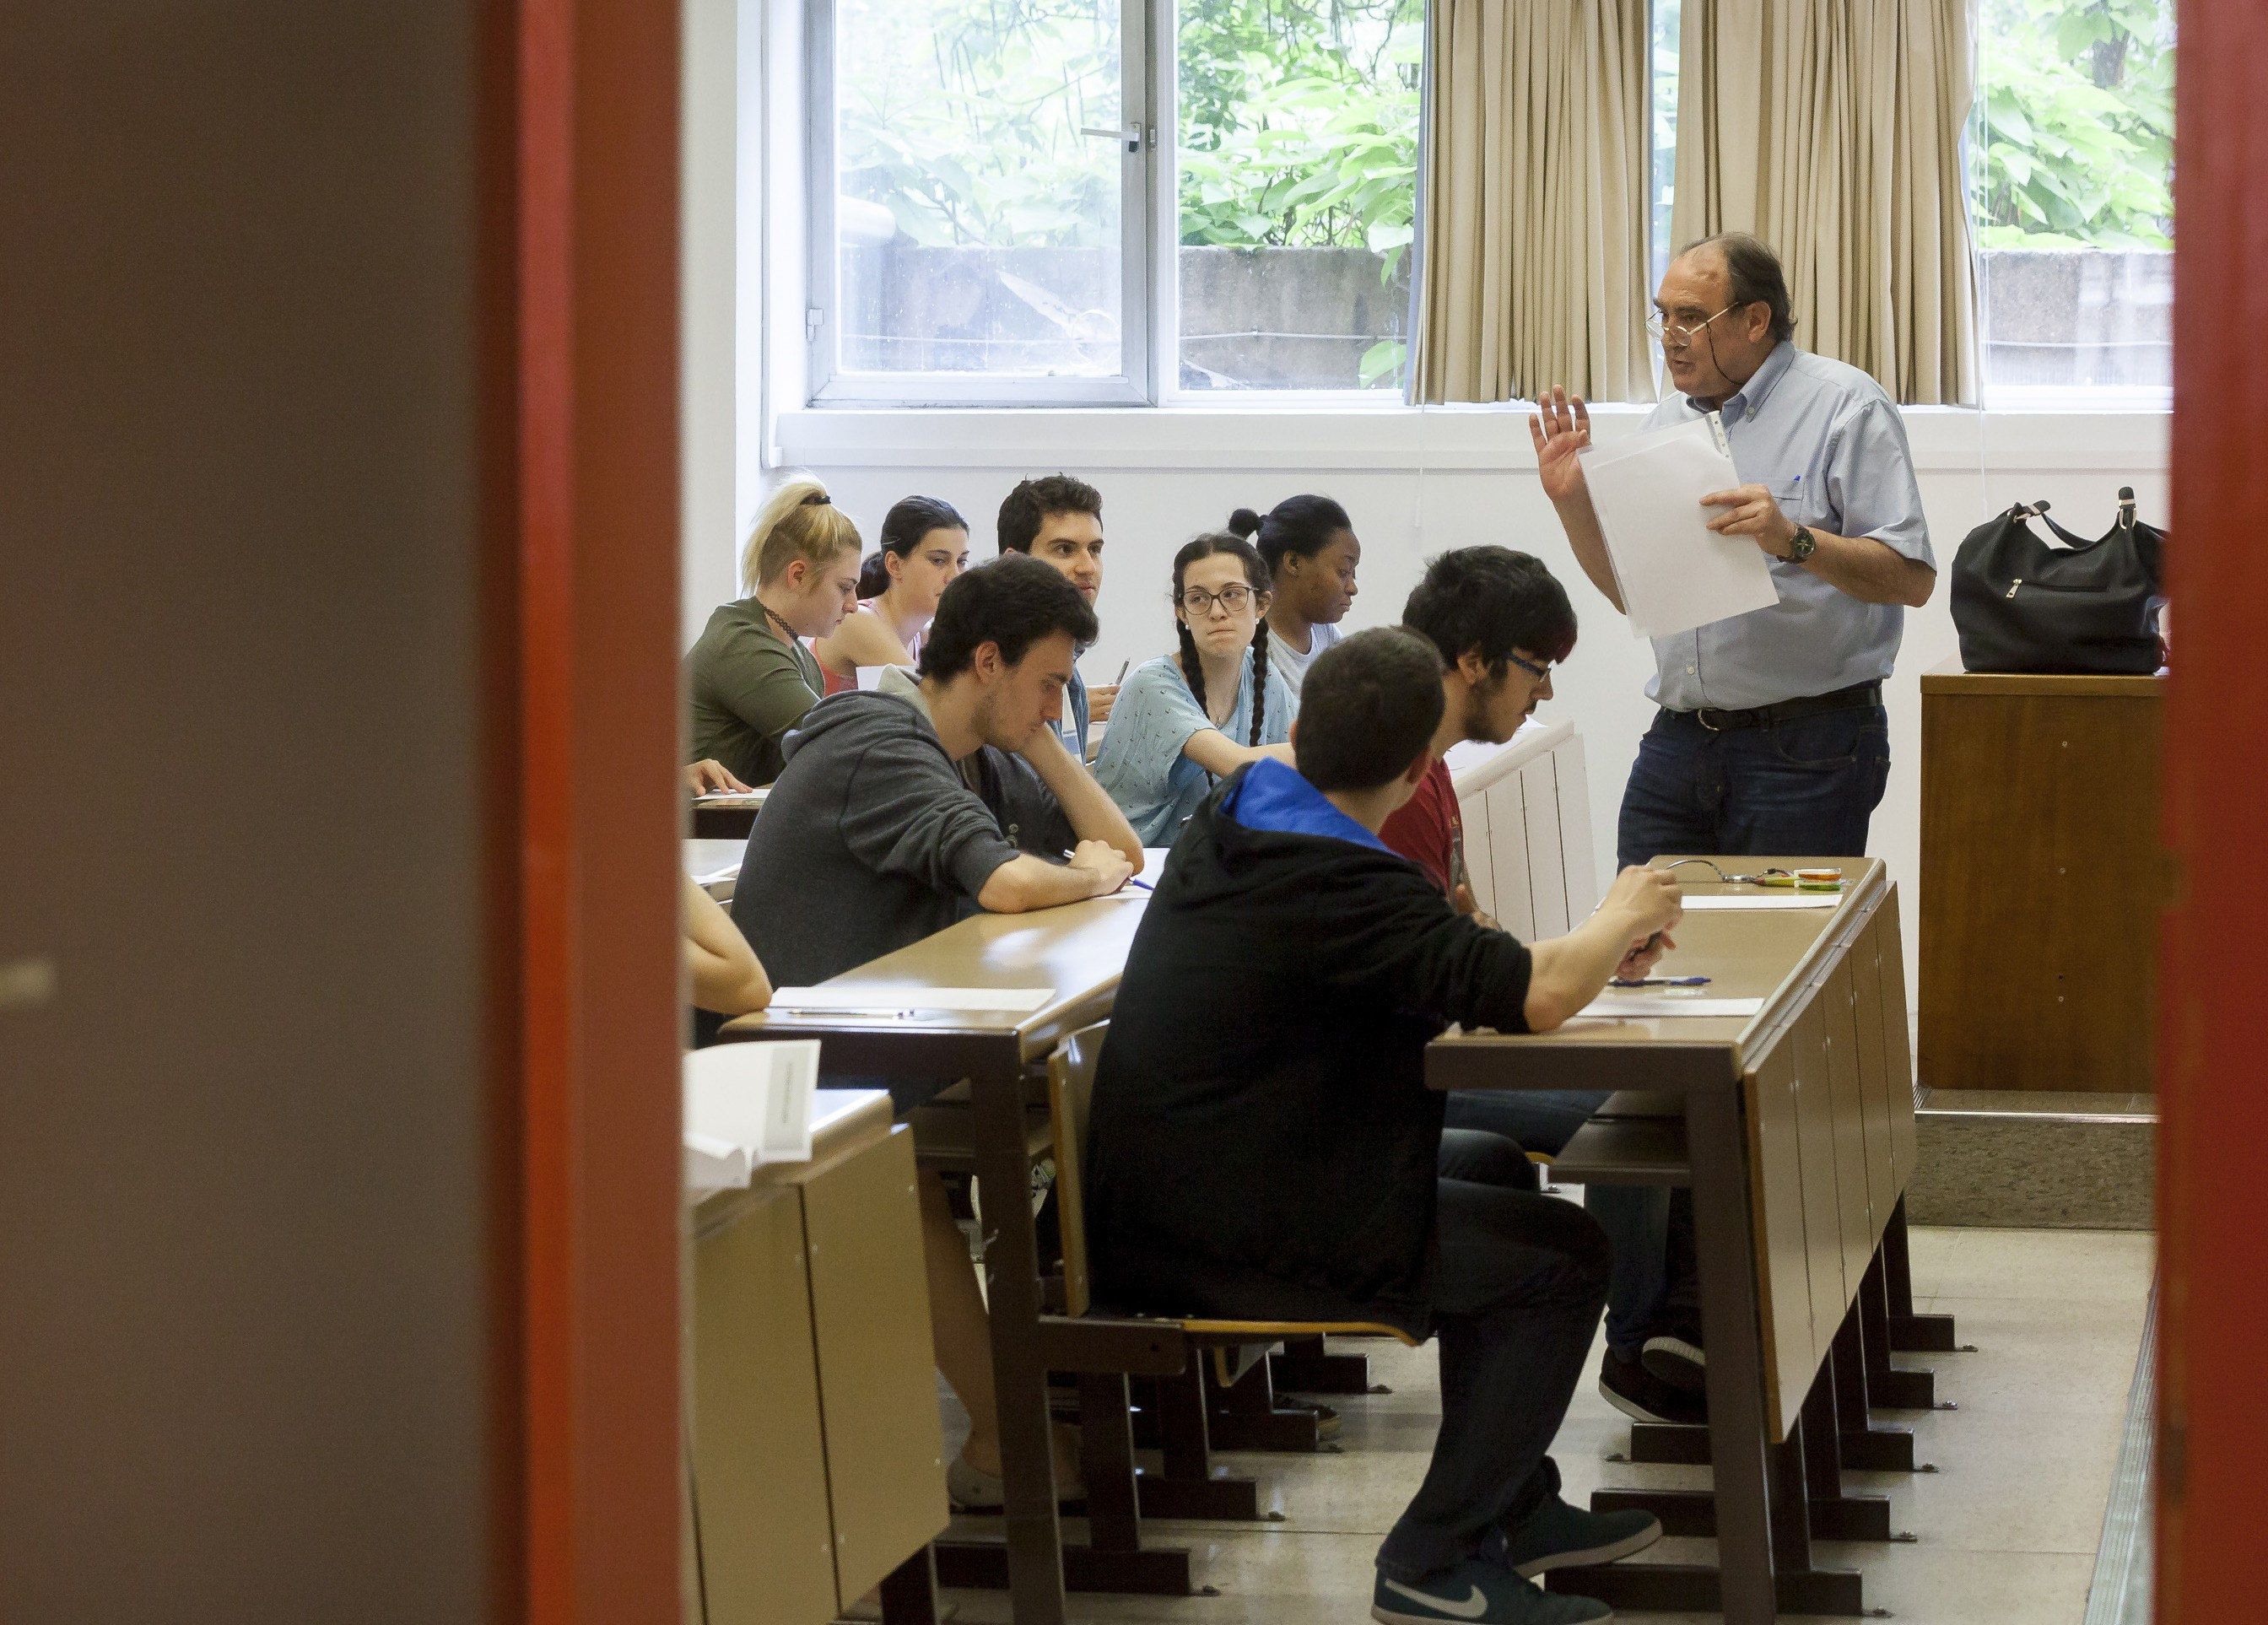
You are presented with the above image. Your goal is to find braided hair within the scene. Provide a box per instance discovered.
[1171,532,1273,748]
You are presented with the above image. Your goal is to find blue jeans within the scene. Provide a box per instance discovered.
[1376,1174,1611,1581]
[1444,1090,1681,1360]
[1594,699,1888,1356]
[1617,703,1892,870]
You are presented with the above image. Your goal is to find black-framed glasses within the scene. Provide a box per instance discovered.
[1508,652,1552,682]
[1177,585,1256,615]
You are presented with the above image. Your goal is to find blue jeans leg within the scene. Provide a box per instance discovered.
[1588,1184,1669,1360]
[1443,1088,1612,1160]
[1718,705,1891,859]
[1617,710,1723,869]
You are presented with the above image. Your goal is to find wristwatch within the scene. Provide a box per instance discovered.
[1786,526,1817,564]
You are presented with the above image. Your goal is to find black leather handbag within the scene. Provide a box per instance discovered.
[1951,489,2165,675]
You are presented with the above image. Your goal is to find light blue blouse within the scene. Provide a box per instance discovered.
[1094,653,1296,846]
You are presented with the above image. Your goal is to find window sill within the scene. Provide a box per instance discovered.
[775,398,2168,476]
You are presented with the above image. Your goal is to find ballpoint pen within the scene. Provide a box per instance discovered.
[1610,975,1714,988]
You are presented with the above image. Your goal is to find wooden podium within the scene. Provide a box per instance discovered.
[1918,661,2165,1093]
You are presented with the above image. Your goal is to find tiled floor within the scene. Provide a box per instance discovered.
[938,1226,2155,1625]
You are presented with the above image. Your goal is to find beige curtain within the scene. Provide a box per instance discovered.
[1411,0,1653,404]
[1670,0,1978,404]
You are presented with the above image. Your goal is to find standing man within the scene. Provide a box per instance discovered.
[1532,232,1934,869]
[998,474,1120,759]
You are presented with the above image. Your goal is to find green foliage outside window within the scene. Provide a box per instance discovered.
[1976,0,2174,250]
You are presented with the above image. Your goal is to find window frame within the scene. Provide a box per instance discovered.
[803,0,1420,408]
[803,0,1159,406]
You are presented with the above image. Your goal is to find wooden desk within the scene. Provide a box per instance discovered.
[690,788,766,842]
[1429,857,1925,1624]
[688,1090,948,1625]
[1918,662,2164,1092]
[718,893,1169,1625]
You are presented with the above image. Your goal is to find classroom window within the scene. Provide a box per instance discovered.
[813,0,1151,403]
[1972,0,2175,402]
[1172,0,1423,393]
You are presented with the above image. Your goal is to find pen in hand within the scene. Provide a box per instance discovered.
[1610,975,1713,988]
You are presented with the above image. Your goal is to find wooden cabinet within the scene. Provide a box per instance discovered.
[688,1094,948,1625]
[1918,664,2164,1093]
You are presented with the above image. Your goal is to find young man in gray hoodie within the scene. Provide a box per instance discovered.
[731,553,1140,992]
[729,553,1140,1509]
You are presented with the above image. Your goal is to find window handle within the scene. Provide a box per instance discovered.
[1079,124,1146,154]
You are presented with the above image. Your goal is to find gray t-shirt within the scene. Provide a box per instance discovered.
[1267,619,1342,697]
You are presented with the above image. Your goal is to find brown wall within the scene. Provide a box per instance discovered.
[0,8,499,1618]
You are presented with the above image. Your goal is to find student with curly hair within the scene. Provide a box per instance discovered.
[1093,532,1296,846]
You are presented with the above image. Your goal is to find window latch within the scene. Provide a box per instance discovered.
[1078,124,1144,154]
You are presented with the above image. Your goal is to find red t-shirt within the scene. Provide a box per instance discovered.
[1379,756,1461,898]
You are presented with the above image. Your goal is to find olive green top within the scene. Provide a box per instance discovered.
[686,597,825,786]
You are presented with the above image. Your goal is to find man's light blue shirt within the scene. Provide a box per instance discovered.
[1641,343,1931,711]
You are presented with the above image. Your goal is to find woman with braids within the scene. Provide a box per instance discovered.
[1094,532,1297,846]
[812,494,971,694]
[1231,494,1362,697]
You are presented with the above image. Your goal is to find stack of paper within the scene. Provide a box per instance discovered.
[683,1039,822,1193]
[764,985,1056,1016]
[1579,413,1781,640]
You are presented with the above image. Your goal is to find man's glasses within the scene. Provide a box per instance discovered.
[1178,585,1256,615]
[1508,652,1552,682]
[1645,303,1743,346]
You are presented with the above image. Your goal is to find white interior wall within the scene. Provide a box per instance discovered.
[764,406,2169,995]
[695,0,2172,997]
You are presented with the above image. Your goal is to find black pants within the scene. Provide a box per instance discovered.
[1376,1136,1612,1582]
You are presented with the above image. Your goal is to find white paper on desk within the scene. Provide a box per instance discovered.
[1678,893,1839,910]
[767,985,1056,1014]
[1576,993,1766,1019]
[1579,413,1780,640]
[683,1131,754,1196]
[694,787,768,806]
[683,1039,820,1166]
[856,664,915,693]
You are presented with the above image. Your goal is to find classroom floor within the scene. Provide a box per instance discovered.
[936,1226,2155,1625]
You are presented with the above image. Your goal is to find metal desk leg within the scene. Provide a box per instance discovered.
[1882,1197,1972,1353]
[973,1057,1066,1625]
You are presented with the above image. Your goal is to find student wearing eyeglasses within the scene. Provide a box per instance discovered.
[1093,532,1297,847]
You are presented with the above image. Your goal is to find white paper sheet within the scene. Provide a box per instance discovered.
[693,787,768,806]
[766,985,1056,1014]
[1579,413,1781,639]
[1575,993,1766,1020]
[683,1039,821,1169]
[1678,893,1841,910]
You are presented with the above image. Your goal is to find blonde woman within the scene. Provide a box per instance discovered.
[686,475,864,786]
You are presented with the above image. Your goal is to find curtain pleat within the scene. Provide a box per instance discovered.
[1412,0,1653,404]
[1670,0,1978,405]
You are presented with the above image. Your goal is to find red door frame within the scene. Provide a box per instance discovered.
[2159,3,2268,1617]
[489,2,683,1621]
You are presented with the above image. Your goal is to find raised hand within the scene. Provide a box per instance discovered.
[1528,386,1593,506]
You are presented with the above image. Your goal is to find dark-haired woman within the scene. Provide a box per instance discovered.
[1094,533,1295,846]
[813,495,970,694]
[1228,495,1361,696]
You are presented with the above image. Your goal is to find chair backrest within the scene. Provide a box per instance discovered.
[1046,1019,1110,1318]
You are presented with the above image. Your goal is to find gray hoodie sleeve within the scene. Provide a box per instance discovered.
[838,729,1025,901]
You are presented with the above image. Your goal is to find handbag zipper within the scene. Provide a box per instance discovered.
[2006,578,2022,599]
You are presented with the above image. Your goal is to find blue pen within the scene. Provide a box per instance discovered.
[1611,975,1712,988]
[1127,877,1154,891]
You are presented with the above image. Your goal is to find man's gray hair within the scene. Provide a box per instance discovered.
[1680,231,1796,343]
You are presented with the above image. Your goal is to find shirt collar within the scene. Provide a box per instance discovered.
[1691,339,1796,424]
[1221,758,1393,855]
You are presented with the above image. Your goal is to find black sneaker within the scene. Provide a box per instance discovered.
[1639,1325,1706,1395]
[1598,1348,1704,1428]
